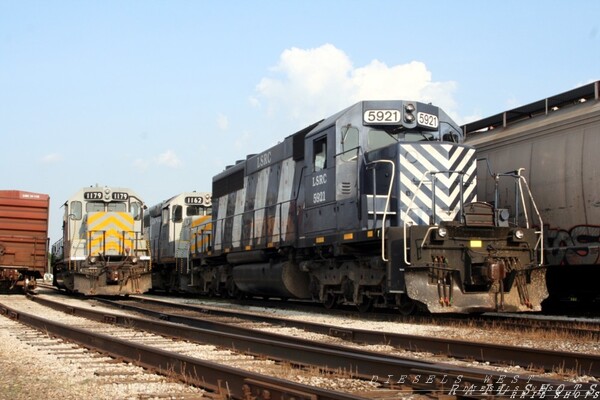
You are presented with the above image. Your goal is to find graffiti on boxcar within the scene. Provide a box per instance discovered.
[544,224,600,265]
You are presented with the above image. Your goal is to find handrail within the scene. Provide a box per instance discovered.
[493,168,544,266]
[213,199,297,251]
[515,169,544,266]
[364,160,395,262]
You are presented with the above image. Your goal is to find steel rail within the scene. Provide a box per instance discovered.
[24,294,595,398]
[0,301,369,400]
[114,295,600,378]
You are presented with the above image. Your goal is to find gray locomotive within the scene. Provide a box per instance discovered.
[464,81,600,304]
[196,100,547,314]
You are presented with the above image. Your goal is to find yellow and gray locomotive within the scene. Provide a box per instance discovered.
[145,192,212,293]
[52,186,152,295]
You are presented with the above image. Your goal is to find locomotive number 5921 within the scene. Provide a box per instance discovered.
[417,112,439,128]
[363,109,401,124]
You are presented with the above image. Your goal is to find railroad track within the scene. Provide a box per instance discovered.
[37,283,600,339]
[0,297,204,399]
[5,292,598,399]
[97,295,600,378]
[1,295,376,400]
[244,297,600,340]
[135,289,600,340]
[479,312,600,339]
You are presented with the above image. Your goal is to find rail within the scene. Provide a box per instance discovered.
[0,299,365,400]
[107,295,600,377]
[365,160,396,262]
[22,294,598,397]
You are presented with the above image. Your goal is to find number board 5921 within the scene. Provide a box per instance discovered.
[417,112,439,128]
[363,109,401,124]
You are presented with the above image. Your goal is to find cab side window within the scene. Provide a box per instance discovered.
[70,201,82,220]
[313,136,327,172]
[340,126,359,162]
[131,202,141,220]
[172,205,183,223]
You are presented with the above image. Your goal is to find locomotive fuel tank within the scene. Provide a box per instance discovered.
[231,261,311,299]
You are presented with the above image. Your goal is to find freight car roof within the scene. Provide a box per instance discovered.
[462,80,600,135]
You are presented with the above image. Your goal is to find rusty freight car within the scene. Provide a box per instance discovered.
[0,190,50,292]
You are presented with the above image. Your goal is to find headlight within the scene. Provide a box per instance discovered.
[131,257,138,264]
[514,229,525,240]
[89,256,97,264]
[437,227,448,238]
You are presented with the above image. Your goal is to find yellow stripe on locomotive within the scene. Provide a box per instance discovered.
[190,215,212,254]
[87,212,135,256]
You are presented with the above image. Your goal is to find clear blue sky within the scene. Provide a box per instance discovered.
[1,0,598,243]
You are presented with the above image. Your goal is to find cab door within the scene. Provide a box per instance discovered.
[303,128,336,236]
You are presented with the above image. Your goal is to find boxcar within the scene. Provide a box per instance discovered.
[0,190,50,292]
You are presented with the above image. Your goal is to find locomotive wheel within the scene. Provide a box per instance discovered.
[356,296,374,313]
[226,276,239,298]
[398,300,417,316]
[206,284,216,297]
[323,293,337,309]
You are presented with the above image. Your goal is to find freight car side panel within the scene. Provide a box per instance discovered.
[582,125,600,226]
[0,190,49,273]
[529,127,593,229]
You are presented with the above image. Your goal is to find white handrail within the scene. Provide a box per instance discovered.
[403,170,434,265]
[366,160,396,262]
[515,168,544,266]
